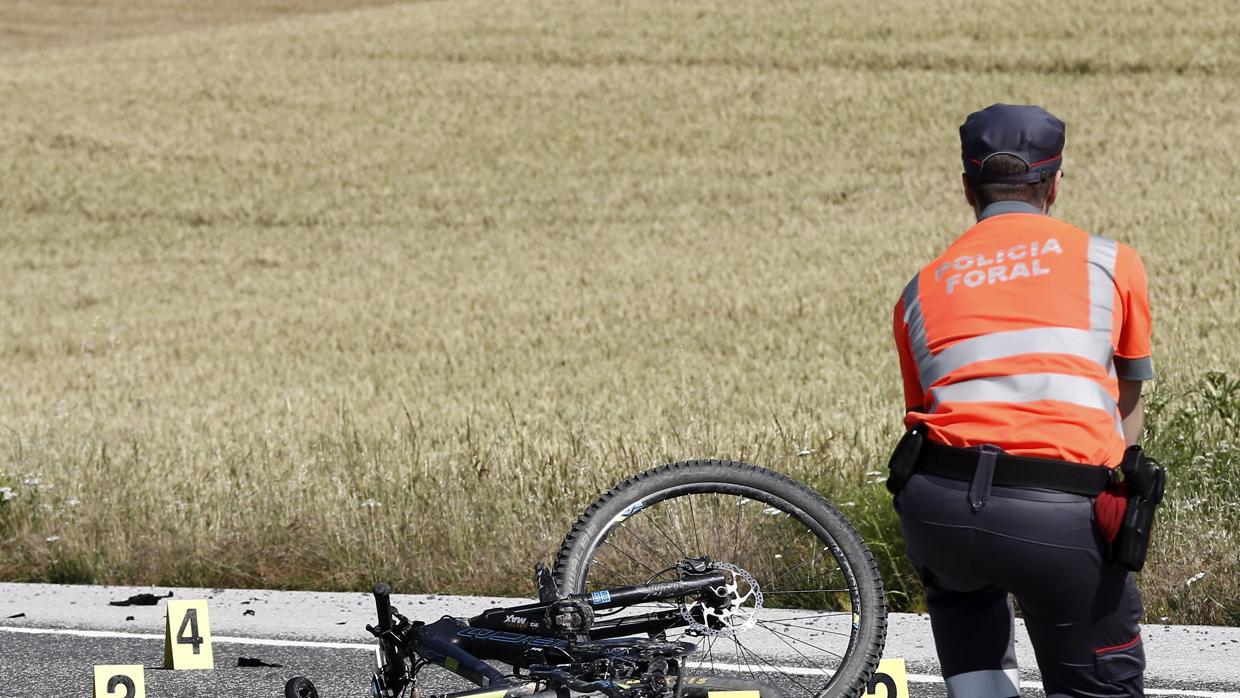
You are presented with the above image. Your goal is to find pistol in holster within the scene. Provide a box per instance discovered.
[886,424,925,496]
[1114,445,1167,572]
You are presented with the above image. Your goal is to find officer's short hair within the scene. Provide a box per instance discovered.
[971,154,1055,208]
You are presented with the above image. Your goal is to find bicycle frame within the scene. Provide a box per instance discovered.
[371,570,730,698]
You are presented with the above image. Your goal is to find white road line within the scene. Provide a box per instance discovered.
[0,625,371,650]
[693,660,1238,697]
[2,625,1236,698]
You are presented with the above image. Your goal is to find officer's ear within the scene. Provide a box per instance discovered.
[1044,170,1063,212]
[962,173,979,211]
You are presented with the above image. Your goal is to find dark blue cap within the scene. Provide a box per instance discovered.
[960,104,1065,184]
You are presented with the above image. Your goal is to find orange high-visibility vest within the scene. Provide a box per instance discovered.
[893,204,1153,467]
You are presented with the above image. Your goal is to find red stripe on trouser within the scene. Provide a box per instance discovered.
[1094,633,1140,654]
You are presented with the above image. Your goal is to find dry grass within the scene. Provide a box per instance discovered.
[0,0,1238,623]
[0,0,409,55]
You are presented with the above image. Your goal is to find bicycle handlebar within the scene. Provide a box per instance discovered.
[373,582,393,632]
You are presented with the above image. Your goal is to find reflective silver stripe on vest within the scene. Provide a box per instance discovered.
[1087,235,1119,377]
[929,373,1117,414]
[901,273,932,387]
[917,327,1110,392]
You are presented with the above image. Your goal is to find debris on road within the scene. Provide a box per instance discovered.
[109,591,174,607]
[237,657,283,668]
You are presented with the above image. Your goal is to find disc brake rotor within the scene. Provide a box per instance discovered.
[680,562,763,637]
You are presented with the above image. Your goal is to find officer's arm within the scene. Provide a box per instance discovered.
[1113,244,1152,447]
[893,297,925,412]
[1118,379,1144,447]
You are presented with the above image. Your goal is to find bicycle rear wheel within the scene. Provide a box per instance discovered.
[554,460,886,698]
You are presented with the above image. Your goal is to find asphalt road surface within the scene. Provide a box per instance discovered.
[1,583,1237,698]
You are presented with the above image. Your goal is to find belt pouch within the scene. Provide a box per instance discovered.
[969,444,1001,512]
[886,425,924,495]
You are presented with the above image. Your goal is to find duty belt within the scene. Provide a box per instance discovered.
[915,441,1115,496]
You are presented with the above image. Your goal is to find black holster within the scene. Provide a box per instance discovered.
[886,425,925,495]
[1114,446,1167,572]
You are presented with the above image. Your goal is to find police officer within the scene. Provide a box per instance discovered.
[889,104,1154,697]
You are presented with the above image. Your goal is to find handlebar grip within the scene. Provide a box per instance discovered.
[373,582,393,632]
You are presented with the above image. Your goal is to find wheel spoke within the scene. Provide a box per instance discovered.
[760,622,836,672]
[763,588,850,595]
[617,519,674,563]
[601,538,661,579]
[756,622,846,659]
[724,634,783,689]
[766,552,817,590]
[587,557,638,588]
[728,633,760,683]
[760,619,854,638]
[732,638,819,694]
[643,513,689,560]
[688,495,703,554]
[731,497,744,562]
[757,611,852,621]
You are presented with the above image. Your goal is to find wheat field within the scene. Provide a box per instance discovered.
[1,0,1238,624]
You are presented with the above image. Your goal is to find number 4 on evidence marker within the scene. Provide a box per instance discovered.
[164,599,214,670]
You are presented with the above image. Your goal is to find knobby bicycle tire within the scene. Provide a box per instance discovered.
[553,460,887,698]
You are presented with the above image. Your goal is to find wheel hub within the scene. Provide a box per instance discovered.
[680,562,763,637]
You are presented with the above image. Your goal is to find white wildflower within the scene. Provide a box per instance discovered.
[1186,572,1206,587]
[46,535,61,543]
[0,487,16,502]
[361,499,380,509]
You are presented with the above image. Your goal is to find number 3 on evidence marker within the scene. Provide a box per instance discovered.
[865,658,909,698]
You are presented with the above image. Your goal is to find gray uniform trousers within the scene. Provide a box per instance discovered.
[894,472,1145,698]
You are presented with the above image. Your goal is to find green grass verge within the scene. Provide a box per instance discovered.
[0,0,1238,624]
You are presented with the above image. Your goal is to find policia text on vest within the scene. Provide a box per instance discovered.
[935,236,1060,295]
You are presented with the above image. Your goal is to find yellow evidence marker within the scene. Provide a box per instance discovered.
[93,665,145,698]
[164,599,214,670]
[865,658,909,698]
